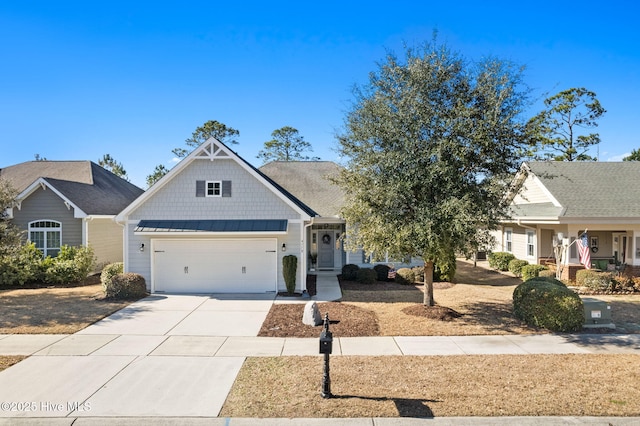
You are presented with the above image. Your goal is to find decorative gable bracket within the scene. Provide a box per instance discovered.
[194,140,231,161]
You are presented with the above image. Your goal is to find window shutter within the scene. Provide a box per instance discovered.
[222,180,232,197]
[196,180,205,197]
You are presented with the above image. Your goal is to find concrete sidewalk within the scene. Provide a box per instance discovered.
[2,333,639,357]
[1,273,639,422]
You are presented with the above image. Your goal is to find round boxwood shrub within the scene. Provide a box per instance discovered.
[342,263,360,281]
[101,262,124,293]
[373,264,391,282]
[538,269,557,279]
[104,272,148,299]
[488,252,516,271]
[356,268,377,284]
[513,280,583,332]
[412,266,424,283]
[395,268,416,285]
[575,269,614,291]
[341,264,360,281]
[525,276,566,287]
[521,264,548,281]
[508,259,529,278]
[434,258,456,282]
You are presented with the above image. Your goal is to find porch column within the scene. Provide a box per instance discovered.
[633,231,640,267]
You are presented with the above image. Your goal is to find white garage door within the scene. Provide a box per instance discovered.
[152,239,277,293]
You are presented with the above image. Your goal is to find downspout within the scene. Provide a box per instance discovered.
[114,216,128,273]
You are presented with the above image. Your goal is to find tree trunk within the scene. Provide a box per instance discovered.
[423,259,435,306]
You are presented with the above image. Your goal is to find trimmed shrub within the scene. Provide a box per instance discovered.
[356,268,377,284]
[513,280,583,332]
[434,256,456,282]
[521,264,548,281]
[575,269,614,291]
[101,262,124,293]
[373,264,391,282]
[508,259,529,277]
[0,243,42,286]
[40,245,95,285]
[525,276,566,287]
[282,255,298,294]
[412,266,424,283]
[488,252,516,271]
[341,264,360,281]
[395,268,416,285]
[104,273,147,299]
[538,269,557,279]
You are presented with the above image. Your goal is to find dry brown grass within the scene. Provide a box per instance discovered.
[261,261,541,337]
[221,354,640,418]
[0,356,24,372]
[0,284,136,334]
[239,261,640,418]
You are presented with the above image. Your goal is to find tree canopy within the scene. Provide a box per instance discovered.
[528,87,606,161]
[146,119,239,187]
[98,154,128,180]
[0,179,23,258]
[257,126,319,163]
[623,148,640,161]
[334,41,532,306]
[146,164,169,188]
[174,120,240,158]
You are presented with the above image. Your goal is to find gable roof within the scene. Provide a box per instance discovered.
[513,161,640,220]
[259,161,345,217]
[116,139,317,221]
[0,161,144,216]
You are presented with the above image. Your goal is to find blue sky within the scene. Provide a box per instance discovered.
[1,1,638,188]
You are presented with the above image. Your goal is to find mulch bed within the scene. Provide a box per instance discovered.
[402,304,463,321]
[259,302,379,337]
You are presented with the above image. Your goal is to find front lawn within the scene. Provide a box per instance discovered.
[0,284,137,334]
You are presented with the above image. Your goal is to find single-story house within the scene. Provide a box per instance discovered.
[259,160,422,270]
[1,160,144,268]
[116,139,419,294]
[492,161,640,279]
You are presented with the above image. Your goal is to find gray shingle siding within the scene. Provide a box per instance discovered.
[12,186,82,247]
[129,159,302,221]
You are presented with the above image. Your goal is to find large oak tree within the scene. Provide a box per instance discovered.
[334,41,532,306]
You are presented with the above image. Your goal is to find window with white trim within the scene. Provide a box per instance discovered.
[527,230,535,258]
[505,228,513,252]
[206,181,221,197]
[29,220,62,257]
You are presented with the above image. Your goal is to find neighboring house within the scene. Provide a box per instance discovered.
[116,139,419,294]
[492,161,640,279]
[0,160,144,268]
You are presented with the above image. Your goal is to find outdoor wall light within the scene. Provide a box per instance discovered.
[282,243,286,252]
[139,243,145,252]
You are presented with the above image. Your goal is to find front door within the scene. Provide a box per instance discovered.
[318,231,334,269]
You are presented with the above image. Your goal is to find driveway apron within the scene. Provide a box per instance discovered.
[0,293,275,418]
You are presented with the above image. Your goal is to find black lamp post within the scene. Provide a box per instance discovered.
[319,313,333,398]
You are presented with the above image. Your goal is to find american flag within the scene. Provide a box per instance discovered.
[577,233,591,269]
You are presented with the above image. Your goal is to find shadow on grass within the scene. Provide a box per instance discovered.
[452,300,540,334]
[329,394,438,417]
[454,261,523,287]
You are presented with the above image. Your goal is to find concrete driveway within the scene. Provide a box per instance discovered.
[0,293,275,419]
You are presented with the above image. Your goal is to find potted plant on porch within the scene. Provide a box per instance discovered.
[309,252,318,271]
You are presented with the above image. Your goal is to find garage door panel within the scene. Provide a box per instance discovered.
[152,239,276,293]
